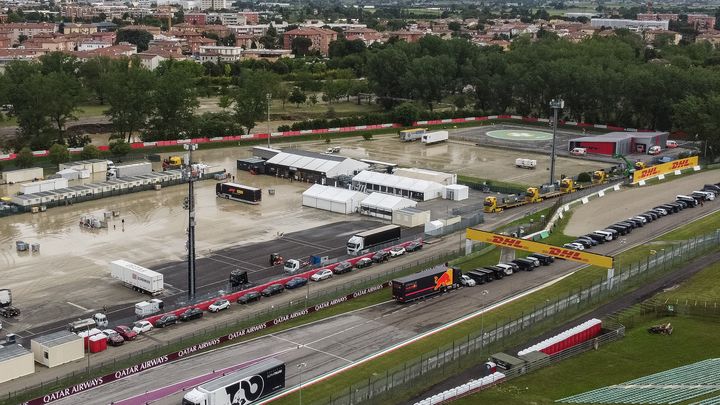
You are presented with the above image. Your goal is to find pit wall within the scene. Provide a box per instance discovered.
[0,116,653,162]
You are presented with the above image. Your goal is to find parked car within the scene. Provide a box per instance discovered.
[372,250,390,263]
[237,290,262,304]
[666,140,678,148]
[355,257,373,269]
[563,242,585,251]
[584,233,606,244]
[332,261,353,274]
[460,275,476,287]
[389,246,406,257]
[648,145,662,155]
[285,277,308,289]
[576,236,598,246]
[132,320,153,334]
[511,259,534,272]
[528,253,554,265]
[102,329,125,346]
[154,314,178,328]
[570,147,587,156]
[179,308,203,321]
[208,299,230,313]
[405,241,423,252]
[261,284,284,297]
[114,325,137,341]
[311,269,333,281]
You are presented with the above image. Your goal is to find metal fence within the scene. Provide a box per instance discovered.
[320,229,720,405]
[2,251,461,403]
[424,212,484,238]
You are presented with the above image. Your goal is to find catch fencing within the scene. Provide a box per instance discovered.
[320,229,720,405]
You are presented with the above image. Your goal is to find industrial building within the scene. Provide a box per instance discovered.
[264,150,369,183]
[351,170,445,201]
[567,132,669,156]
[0,343,34,384]
[590,18,669,30]
[393,168,457,186]
[358,192,417,220]
[31,330,83,368]
[236,157,266,174]
[301,184,367,214]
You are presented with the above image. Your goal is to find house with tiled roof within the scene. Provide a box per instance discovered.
[283,27,337,55]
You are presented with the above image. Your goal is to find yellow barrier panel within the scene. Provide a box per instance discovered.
[633,156,699,183]
[466,229,614,268]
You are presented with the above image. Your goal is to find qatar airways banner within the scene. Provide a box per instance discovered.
[24,281,390,405]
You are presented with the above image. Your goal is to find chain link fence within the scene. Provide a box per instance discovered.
[320,229,720,405]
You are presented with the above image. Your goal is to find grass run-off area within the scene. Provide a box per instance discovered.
[455,316,720,405]
[272,208,720,404]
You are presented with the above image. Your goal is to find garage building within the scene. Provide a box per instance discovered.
[302,184,367,214]
[31,330,83,368]
[359,192,417,220]
[0,343,34,384]
[351,170,445,201]
[265,150,369,184]
[567,131,668,156]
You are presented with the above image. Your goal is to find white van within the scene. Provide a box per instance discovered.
[648,145,662,155]
[570,147,587,156]
[593,230,614,241]
[495,263,515,276]
[666,140,678,148]
[692,190,715,201]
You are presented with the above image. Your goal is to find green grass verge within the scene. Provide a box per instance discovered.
[657,210,720,241]
[455,316,720,405]
[654,261,720,302]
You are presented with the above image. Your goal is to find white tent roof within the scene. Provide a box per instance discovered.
[353,170,443,193]
[360,192,417,211]
[302,184,366,203]
[267,152,342,174]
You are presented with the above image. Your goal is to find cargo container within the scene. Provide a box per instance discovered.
[109,260,164,295]
[1,167,43,184]
[346,224,401,255]
[110,162,152,179]
[515,158,537,169]
[216,182,262,204]
[182,358,285,405]
[399,128,426,142]
[134,298,164,317]
[421,130,449,145]
[20,178,68,194]
[392,265,461,303]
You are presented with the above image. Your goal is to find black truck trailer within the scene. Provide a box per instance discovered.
[392,265,461,303]
[216,182,262,204]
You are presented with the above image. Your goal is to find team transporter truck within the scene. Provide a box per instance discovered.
[347,224,401,255]
[183,358,285,405]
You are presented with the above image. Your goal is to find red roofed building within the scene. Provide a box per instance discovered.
[185,13,207,26]
[386,30,425,43]
[239,11,259,25]
[283,27,337,56]
[2,23,58,45]
[344,27,382,45]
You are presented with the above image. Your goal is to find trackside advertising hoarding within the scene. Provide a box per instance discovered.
[632,156,699,183]
[23,282,390,405]
[466,229,614,268]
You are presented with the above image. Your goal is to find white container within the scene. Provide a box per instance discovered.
[115,162,152,178]
[20,178,68,194]
[110,260,164,295]
[515,158,537,169]
[1,167,43,184]
[421,130,449,145]
[443,184,469,201]
[56,169,80,180]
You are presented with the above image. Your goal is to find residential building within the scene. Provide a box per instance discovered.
[185,13,207,25]
[229,23,287,36]
[344,27,382,45]
[2,23,58,45]
[197,45,243,62]
[78,41,113,51]
[72,43,137,61]
[590,18,668,31]
[137,50,187,70]
[636,13,679,21]
[119,25,162,36]
[241,48,293,61]
[0,14,7,24]
[148,39,184,55]
[61,5,96,20]
[643,29,682,45]
[696,30,720,45]
[207,12,247,25]
[283,27,338,55]
[239,11,260,24]
[687,14,716,30]
[386,30,426,43]
[235,33,260,49]
[186,36,216,53]
[200,0,226,11]
[0,30,11,48]
[62,23,97,35]
[22,33,76,52]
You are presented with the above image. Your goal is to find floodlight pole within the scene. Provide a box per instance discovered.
[184,143,198,301]
[549,99,564,186]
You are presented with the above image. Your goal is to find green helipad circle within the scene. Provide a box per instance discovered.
[487,129,553,141]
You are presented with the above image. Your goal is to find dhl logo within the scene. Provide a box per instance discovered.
[547,247,586,261]
[670,159,690,170]
[639,167,659,178]
[433,269,454,290]
[490,235,526,249]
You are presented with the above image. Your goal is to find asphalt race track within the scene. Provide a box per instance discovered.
[50,199,720,405]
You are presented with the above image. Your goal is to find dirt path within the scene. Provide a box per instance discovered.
[565,170,720,237]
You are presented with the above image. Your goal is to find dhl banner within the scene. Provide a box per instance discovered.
[632,156,699,183]
[466,229,614,268]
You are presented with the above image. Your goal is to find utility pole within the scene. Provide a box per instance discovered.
[267,93,272,148]
[549,99,564,186]
[184,143,198,301]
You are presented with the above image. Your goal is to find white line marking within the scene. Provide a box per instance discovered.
[66,301,90,311]
[270,334,353,364]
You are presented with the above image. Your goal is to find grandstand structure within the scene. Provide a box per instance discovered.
[557,358,720,404]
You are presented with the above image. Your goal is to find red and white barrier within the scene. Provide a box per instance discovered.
[518,318,602,356]
[0,116,659,162]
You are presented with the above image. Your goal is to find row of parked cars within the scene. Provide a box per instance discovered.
[562,183,720,251]
[459,252,557,287]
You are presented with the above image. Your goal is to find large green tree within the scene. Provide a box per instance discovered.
[42,72,84,146]
[104,64,156,142]
[116,29,153,52]
[673,94,720,159]
[232,70,279,133]
[147,63,199,140]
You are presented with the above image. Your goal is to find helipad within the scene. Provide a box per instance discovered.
[487,129,553,141]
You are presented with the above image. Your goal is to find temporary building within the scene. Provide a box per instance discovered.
[265,150,369,183]
[20,178,68,195]
[59,159,107,173]
[443,184,469,201]
[302,184,367,214]
[0,343,34,384]
[1,167,43,184]
[359,192,417,220]
[31,330,83,368]
[351,171,445,201]
[393,168,457,186]
[56,169,80,180]
[393,207,431,228]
